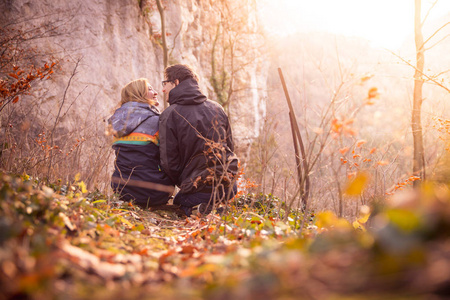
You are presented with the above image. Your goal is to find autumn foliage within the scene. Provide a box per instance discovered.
[1,2,450,299]
[1,172,450,299]
[0,23,102,184]
[0,26,56,112]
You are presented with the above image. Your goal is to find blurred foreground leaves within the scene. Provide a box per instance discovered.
[1,173,450,299]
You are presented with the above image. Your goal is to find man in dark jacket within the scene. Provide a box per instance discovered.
[159,64,239,216]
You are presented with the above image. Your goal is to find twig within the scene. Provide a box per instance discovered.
[46,57,81,182]
[423,22,450,50]
[389,50,450,93]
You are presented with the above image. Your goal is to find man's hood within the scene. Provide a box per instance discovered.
[168,78,207,105]
[108,102,158,137]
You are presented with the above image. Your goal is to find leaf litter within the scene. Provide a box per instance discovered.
[1,173,450,299]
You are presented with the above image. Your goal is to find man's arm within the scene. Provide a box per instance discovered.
[159,109,182,185]
[224,113,234,152]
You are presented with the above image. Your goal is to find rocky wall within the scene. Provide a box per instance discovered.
[0,0,268,184]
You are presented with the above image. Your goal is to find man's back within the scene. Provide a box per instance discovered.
[159,78,237,194]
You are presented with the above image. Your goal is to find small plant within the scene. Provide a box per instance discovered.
[234,192,281,215]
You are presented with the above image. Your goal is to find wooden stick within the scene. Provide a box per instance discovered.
[278,68,310,208]
[289,112,302,187]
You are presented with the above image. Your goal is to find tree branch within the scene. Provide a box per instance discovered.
[389,50,450,93]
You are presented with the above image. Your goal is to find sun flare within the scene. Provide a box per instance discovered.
[258,0,450,50]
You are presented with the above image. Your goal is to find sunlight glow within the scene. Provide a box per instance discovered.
[259,0,450,50]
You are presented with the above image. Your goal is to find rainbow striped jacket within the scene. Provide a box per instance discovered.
[108,101,174,208]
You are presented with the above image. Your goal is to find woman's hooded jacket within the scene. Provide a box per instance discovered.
[109,102,174,208]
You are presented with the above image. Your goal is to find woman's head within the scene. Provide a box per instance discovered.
[120,78,158,106]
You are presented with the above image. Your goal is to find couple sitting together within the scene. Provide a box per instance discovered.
[108,64,239,216]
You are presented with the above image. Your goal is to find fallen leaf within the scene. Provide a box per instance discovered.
[344,172,370,196]
[59,212,77,231]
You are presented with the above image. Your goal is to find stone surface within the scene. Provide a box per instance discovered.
[0,0,268,185]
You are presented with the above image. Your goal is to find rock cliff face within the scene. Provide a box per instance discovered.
[156,0,268,143]
[2,0,161,115]
[0,0,267,184]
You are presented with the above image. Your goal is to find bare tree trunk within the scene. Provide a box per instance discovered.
[412,0,426,185]
[156,0,169,109]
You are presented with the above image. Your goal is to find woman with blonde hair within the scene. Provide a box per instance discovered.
[108,78,174,209]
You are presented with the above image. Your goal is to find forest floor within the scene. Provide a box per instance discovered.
[1,173,450,300]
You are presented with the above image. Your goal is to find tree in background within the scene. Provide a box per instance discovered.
[412,0,425,184]
[255,30,427,218]
[208,0,265,115]
[140,0,178,109]
[155,0,169,108]
[411,0,450,185]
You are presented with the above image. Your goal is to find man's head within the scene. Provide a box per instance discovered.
[162,64,199,97]
[164,64,199,83]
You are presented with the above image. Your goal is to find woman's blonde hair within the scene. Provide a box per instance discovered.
[120,78,154,106]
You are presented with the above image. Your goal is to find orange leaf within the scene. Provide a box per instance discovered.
[376,160,389,166]
[368,87,379,99]
[331,119,342,133]
[344,128,356,136]
[344,172,370,195]
[180,245,197,254]
[356,140,366,148]
[159,249,176,266]
[9,73,18,79]
[360,74,374,83]
[135,248,149,256]
[339,147,349,155]
[369,147,377,154]
[12,96,19,103]
[344,119,354,125]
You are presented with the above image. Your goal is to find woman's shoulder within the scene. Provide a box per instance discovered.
[116,102,160,117]
[149,105,161,115]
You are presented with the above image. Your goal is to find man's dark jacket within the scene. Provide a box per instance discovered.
[159,78,239,194]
